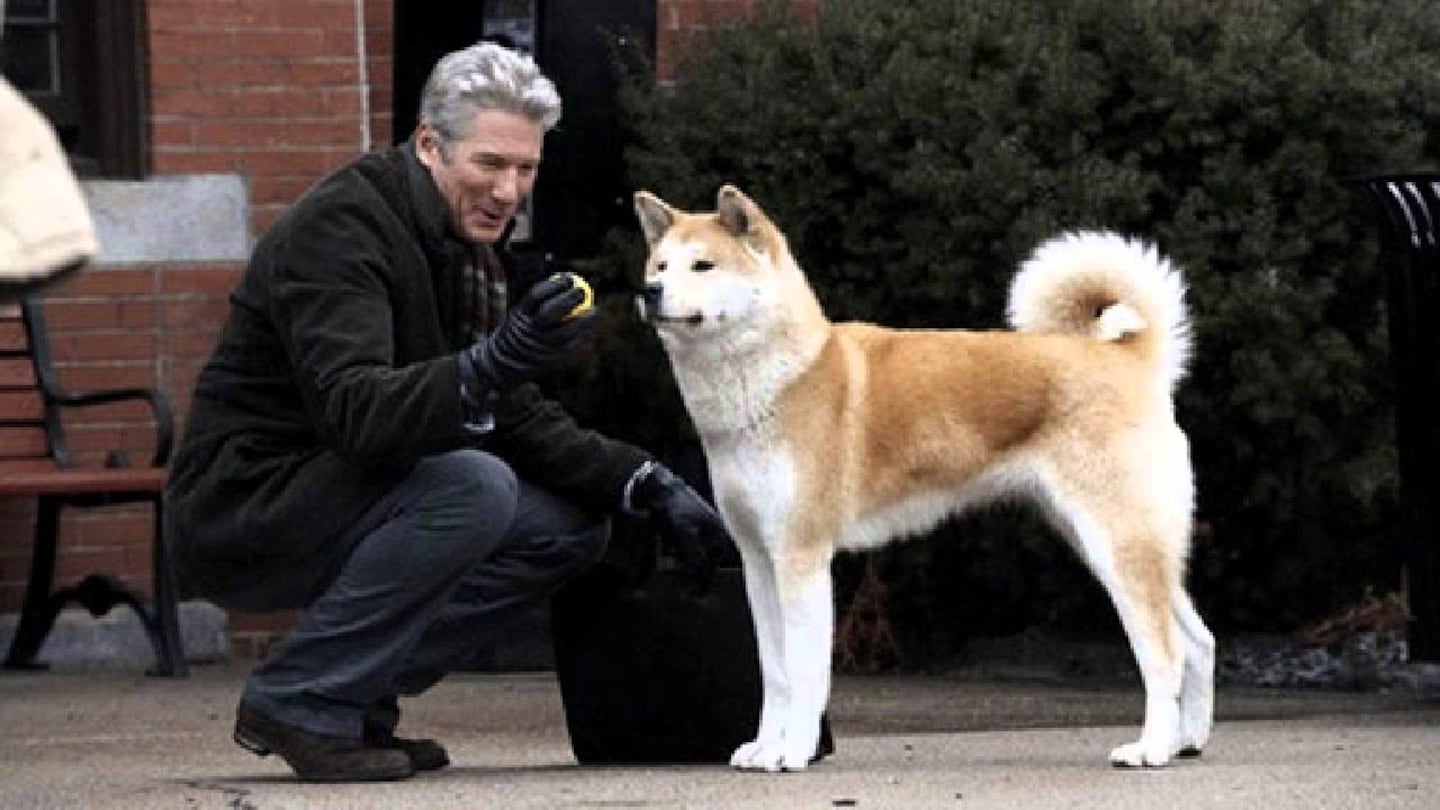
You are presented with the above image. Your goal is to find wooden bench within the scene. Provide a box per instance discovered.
[0,299,186,677]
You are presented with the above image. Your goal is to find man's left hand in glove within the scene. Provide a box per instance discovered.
[627,461,732,592]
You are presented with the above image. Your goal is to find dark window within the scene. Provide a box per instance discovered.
[2,0,148,178]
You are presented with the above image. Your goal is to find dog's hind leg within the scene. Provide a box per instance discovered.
[1054,501,1185,767]
[1173,588,1215,757]
[1103,541,1185,768]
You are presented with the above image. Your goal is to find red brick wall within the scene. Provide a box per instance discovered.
[364,0,395,148]
[655,0,821,79]
[147,0,388,235]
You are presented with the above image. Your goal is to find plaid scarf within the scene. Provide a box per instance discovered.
[461,246,509,341]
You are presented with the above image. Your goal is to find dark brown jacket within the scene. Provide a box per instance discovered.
[165,141,647,594]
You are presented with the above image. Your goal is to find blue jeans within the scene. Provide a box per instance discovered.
[223,449,609,737]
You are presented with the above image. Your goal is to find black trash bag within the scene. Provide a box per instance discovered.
[551,511,834,764]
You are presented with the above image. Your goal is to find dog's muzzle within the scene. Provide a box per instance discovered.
[635,283,662,324]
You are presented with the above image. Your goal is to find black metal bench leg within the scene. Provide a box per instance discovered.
[146,493,187,677]
[5,496,189,676]
[4,497,63,669]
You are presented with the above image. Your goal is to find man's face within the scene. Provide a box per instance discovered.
[416,109,544,244]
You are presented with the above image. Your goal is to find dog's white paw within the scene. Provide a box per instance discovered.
[1177,715,1210,758]
[1175,728,1208,759]
[730,739,812,772]
[730,740,766,769]
[1109,740,1172,769]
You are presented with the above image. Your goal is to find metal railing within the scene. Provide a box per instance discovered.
[1364,174,1440,662]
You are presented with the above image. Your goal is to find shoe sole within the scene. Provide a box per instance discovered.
[234,728,273,757]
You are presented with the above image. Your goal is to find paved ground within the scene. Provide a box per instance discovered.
[1,661,1437,809]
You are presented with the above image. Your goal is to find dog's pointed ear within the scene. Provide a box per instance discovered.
[634,191,676,247]
[716,185,763,237]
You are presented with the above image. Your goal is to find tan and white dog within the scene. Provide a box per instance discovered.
[633,185,1214,772]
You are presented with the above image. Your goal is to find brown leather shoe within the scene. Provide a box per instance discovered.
[234,702,414,782]
[364,729,450,772]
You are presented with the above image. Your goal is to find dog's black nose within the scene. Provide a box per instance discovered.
[636,283,662,322]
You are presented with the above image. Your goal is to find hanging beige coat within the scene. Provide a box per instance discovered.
[0,76,96,295]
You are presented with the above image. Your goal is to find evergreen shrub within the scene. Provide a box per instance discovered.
[561,0,1440,661]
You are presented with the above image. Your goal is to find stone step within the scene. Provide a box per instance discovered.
[0,600,228,670]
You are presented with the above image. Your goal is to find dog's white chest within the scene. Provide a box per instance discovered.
[706,432,795,551]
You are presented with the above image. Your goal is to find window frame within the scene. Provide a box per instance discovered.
[2,0,148,179]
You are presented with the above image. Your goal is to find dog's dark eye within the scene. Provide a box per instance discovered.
[692,260,716,273]
[656,261,668,272]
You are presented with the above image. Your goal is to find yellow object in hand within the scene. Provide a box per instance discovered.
[555,272,594,320]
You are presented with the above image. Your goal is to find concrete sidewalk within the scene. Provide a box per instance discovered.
[1,662,1437,809]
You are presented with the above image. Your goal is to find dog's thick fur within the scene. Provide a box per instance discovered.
[634,186,1214,771]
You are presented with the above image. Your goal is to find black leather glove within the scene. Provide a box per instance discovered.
[464,274,596,392]
[632,462,732,592]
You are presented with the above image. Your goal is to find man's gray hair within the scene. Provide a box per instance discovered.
[419,41,562,149]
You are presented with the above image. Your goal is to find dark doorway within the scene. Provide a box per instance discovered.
[391,1,655,262]
[531,0,654,263]
[391,5,489,143]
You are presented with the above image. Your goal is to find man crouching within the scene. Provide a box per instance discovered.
[164,41,730,782]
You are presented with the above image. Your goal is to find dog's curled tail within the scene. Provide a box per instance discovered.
[1007,231,1191,392]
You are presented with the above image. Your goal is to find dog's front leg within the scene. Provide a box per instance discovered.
[731,543,788,770]
[732,550,833,773]
[774,567,833,771]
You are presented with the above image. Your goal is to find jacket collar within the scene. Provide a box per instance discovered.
[396,138,458,261]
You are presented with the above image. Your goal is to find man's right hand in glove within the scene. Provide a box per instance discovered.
[464,273,596,393]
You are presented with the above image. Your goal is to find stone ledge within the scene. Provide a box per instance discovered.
[0,600,228,670]
[82,174,250,265]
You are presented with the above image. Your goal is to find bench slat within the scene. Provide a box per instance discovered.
[0,464,167,495]
[0,356,37,388]
[0,321,26,352]
[0,425,50,460]
[0,389,45,421]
